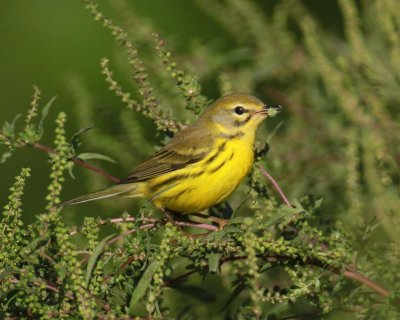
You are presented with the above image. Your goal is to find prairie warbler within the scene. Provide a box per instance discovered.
[63,93,279,214]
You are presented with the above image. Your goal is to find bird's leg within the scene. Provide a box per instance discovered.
[187,212,228,230]
[160,208,180,227]
[208,216,229,231]
[161,210,226,231]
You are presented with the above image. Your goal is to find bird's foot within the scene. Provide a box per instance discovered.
[208,216,228,231]
[161,208,182,229]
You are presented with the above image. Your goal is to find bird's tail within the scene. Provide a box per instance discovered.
[61,184,137,207]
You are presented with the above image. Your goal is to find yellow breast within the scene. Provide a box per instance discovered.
[147,137,254,213]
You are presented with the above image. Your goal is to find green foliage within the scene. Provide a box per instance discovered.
[0,88,56,164]
[1,0,400,319]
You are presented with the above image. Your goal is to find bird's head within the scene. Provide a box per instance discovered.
[201,93,280,138]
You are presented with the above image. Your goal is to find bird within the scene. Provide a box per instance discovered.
[62,93,280,217]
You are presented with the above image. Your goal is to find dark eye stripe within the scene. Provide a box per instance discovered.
[234,114,251,126]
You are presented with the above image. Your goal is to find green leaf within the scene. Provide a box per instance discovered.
[0,151,14,163]
[208,253,220,273]
[66,161,75,179]
[298,195,324,214]
[314,197,323,209]
[4,291,20,309]
[70,126,93,152]
[0,267,18,281]
[208,225,241,240]
[265,303,291,319]
[220,283,246,312]
[38,96,57,135]
[227,217,246,225]
[292,199,305,211]
[129,260,160,312]
[25,236,45,252]
[2,114,22,136]
[263,206,298,228]
[77,152,117,163]
[172,285,216,302]
[260,262,272,273]
[71,126,93,141]
[85,234,114,287]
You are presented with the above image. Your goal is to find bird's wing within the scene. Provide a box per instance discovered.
[118,126,213,184]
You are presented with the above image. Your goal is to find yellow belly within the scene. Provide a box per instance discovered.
[146,138,254,213]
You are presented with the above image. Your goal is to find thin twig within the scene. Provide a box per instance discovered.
[99,216,157,225]
[175,220,218,231]
[258,165,292,207]
[10,278,74,299]
[210,253,391,297]
[162,269,197,288]
[105,219,218,246]
[344,268,389,297]
[33,142,120,183]
[106,223,156,245]
[100,215,217,232]
[258,165,390,298]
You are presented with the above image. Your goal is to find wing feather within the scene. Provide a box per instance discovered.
[118,126,213,184]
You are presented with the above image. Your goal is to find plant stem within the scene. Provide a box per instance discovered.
[33,142,120,183]
[343,268,389,297]
[258,165,390,298]
[258,165,292,207]
[107,223,156,245]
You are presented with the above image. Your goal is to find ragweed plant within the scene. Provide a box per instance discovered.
[1,0,399,319]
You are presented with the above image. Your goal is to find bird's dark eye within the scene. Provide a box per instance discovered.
[234,106,245,115]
